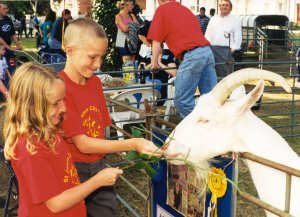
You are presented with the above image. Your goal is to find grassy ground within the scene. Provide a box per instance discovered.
[1,39,300,217]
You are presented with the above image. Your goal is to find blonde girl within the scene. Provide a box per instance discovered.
[4,62,122,217]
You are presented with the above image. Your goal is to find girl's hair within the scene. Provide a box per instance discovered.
[4,62,62,160]
[64,18,107,48]
[116,0,134,10]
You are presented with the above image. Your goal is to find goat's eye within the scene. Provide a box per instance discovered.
[197,117,209,123]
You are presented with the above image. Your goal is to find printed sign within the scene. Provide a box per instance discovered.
[157,205,174,217]
[167,164,206,217]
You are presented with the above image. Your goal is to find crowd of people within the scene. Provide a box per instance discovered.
[114,0,242,118]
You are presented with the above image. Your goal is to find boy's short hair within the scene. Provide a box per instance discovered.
[64,18,107,48]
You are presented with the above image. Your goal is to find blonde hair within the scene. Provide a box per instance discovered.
[64,18,107,48]
[116,0,134,10]
[4,62,62,160]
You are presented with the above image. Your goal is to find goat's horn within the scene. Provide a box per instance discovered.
[212,68,291,105]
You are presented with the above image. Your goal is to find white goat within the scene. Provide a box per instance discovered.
[164,68,300,217]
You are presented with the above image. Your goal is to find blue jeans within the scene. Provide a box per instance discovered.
[146,76,162,91]
[174,46,217,117]
[48,37,62,49]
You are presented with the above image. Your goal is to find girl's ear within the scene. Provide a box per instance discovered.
[64,46,73,56]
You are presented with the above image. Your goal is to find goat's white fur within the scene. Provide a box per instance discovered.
[165,68,299,217]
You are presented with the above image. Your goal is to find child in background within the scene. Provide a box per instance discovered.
[4,62,123,217]
[0,42,11,99]
[59,18,162,217]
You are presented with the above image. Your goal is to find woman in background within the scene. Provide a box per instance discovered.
[115,0,138,64]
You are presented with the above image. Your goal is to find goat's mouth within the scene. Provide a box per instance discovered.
[163,152,186,165]
[167,158,186,165]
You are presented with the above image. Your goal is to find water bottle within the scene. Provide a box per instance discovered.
[134,60,139,83]
[140,64,146,84]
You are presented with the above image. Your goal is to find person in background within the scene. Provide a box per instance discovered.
[0,41,10,100]
[48,9,72,50]
[0,3,22,74]
[33,14,41,48]
[28,15,34,38]
[196,7,210,34]
[59,18,162,217]
[147,0,217,117]
[205,0,242,78]
[209,8,215,17]
[19,14,27,38]
[4,62,123,217]
[138,20,176,106]
[115,0,138,64]
[40,9,56,46]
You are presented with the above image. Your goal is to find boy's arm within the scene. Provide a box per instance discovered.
[72,134,162,156]
[45,167,123,213]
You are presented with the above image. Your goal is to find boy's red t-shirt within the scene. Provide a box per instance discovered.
[59,71,112,163]
[11,134,87,217]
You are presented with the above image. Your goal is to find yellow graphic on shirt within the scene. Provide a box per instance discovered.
[81,105,102,138]
[64,153,80,184]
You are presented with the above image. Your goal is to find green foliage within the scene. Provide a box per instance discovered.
[93,0,122,72]
[123,127,160,177]
[124,150,160,178]
[5,2,32,18]
[5,1,50,17]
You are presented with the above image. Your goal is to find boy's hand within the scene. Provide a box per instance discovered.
[95,168,123,187]
[133,138,163,157]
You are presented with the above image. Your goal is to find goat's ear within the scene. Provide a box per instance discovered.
[237,80,264,113]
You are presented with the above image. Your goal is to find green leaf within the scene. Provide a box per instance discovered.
[131,127,143,138]
[144,163,157,178]
[124,151,139,161]
[133,161,146,170]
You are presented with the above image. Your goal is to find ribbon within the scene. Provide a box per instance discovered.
[207,167,227,217]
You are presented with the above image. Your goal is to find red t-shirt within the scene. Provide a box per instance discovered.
[11,134,86,217]
[59,71,112,163]
[147,1,210,59]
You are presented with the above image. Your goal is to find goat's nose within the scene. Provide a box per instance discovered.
[164,151,181,159]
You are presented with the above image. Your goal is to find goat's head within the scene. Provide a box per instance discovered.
[164,68,291,165]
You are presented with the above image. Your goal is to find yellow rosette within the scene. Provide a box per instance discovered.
[208,167,227,217]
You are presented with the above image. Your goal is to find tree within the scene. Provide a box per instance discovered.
[93,0,121,72]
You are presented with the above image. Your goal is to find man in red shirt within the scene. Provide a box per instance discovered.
[148,0,217,117]
[59,18,162,217]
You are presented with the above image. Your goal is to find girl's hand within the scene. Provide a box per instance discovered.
[95,168,123,187]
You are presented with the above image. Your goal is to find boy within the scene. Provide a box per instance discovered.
[0,41,10,99]
[59,18,162,217]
